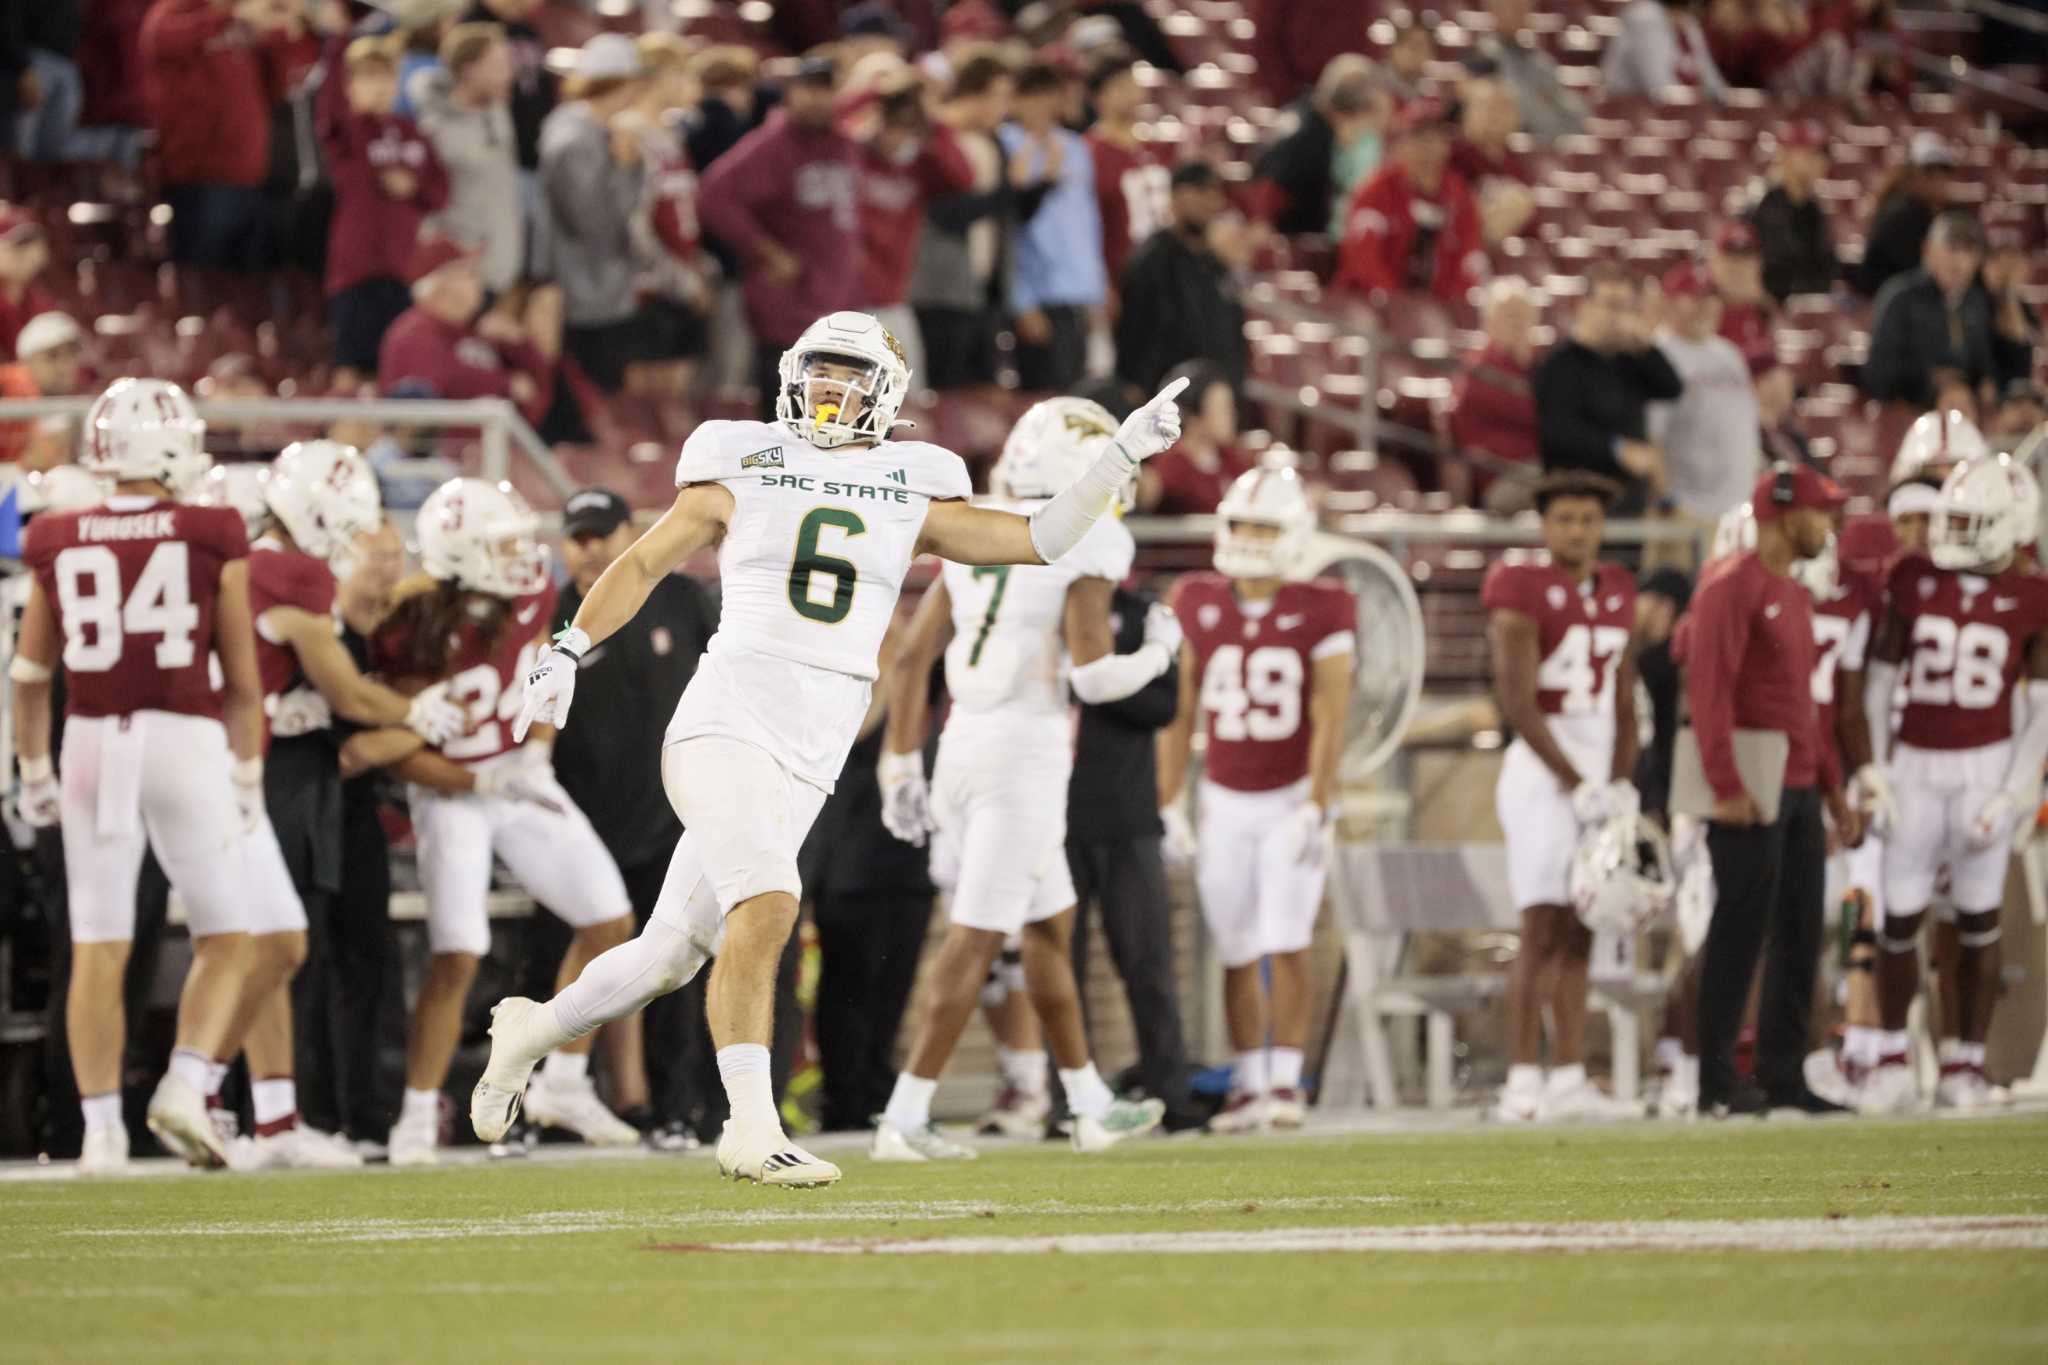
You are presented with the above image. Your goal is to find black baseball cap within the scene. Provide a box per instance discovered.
[563,487,631,539]
[1170,161,1221,191]
[1638,566,1693,613]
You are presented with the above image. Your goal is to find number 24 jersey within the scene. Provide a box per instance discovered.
[1887,551,2048,751]
[1170,572,1357,793]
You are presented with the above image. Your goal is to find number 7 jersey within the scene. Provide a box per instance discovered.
[1887,551,2048,750]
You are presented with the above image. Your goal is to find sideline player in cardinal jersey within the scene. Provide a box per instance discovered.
[868,396,1174,1161]
[1483,472,1642,1122]
[212,440,464,1167]
[1158,465,1356,1132]
[10,379,258,1172]
[1862,453,2048,1112]
[471,312,1189,1188]
[371,478,641,1165]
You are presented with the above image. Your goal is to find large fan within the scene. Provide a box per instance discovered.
[1294,532,1426,778]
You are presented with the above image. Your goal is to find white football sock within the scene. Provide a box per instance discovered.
[81,1091,122,1134]
[1059,1062,1114,1121]
[1269,1046,1304,1092]
[1880,1030,1911,1058]
[1674,1055,1699,1091]
[1843,1026,1881,1068]
[717,1044,778,1136]
[1233,1050,1268,1096]
[1938,1037,1961,1065]
[204,1060,229,1100]
[1956,1041,1986,1067]
[1654,1036,1682,1072]
[400,1087,440,1124]
[544,1050,589,1083]
[551,918,707,1042]
[168,1047,211,1094]
[1506,1063,1544,1094]
[1548,1062,1587,1092]
[884,1073,937,1131]
[251,1077,296,1131]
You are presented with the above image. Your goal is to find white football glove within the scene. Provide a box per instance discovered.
[513,628,588,743]
[268,686,333,739]
[878,749,935,846]
[231,758,265,834]
[405,681,467,747]
[1285,800,1334,868]
[1968,788,2031,850]
[1159,801,1197,868]
[1569,779,1609,825]
[1114,376,1189,461]
[16,756,59,829]
[1850,763,1899,837]
[1605,778,1640,828]
[1143,601,1183,658]
[474,744,567,813]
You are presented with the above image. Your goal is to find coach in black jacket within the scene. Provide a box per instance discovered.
[1533,262,1683,514]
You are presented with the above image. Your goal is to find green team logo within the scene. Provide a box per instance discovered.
[787,506,866,624]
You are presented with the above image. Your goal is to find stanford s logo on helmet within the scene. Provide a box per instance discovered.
[266,440,383,573]
[1214,464,1317,579]
[1930,453,2041,572]
[80,377,211,494]
[416,478,548,599]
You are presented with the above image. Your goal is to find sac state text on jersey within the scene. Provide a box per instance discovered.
[373,580,557,764]
[1480,558,1636,719]
[23,499,249,720]
[1888,551,2048,750]
[1171,572,1357,792]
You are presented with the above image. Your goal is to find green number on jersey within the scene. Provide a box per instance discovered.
[967,564,1011,665]
[787,507,867,624]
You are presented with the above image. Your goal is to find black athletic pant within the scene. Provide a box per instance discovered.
[1067,835,1191,1108]
[297,791,401,1141]
[812,889,933,1131]
[1698,786,1826,1103]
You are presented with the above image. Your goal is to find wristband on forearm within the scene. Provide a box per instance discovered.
[553,626,591,660]
[1027,442,1139,563]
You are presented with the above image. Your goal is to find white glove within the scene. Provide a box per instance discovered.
[1114,376,1189,461]
[1160,801,1197,867]
[1850,762,1898,837]
[1969,788,2030,850]
[1570,779,1608,825]
[268,686,333,739]
[513,628,588,743]
[231,758,265,834]
[405,681,467,747]
[878,749,934,846]
[1605,778,1640,828]
[474,747,567,813]
[1143,601,1183,658]
[16,756,59,829]
[1286,800,1334,868]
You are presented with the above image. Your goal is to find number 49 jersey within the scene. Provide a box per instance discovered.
[1171,571,1357,793]
[23,498,249,721]
[1480,557,1636,734]
[1888,551,2048,750]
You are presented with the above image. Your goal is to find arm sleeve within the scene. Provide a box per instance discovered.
[1070,642,1174,704]
[1683,573,1756,801]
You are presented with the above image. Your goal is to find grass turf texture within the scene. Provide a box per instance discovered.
[6,1115,2046,1363]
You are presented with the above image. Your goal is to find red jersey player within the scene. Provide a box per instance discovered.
[11,378,257,1173]
[370,477,637,1165]
[1483,472,1641,1122]
[1863,453,2048,1113]
[1159,466,1355,1132]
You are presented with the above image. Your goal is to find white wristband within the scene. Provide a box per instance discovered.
[553,626,592,659]
[7,655,53,684]
[19,755,53,783]
[879,749,922,785]
[233,758,263,786]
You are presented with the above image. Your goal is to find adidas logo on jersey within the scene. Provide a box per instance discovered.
[741,447,784,470]
[886,468,907,485]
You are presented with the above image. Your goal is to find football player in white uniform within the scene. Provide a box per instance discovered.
[470,313,1189,1186]
[868,397,1175,1160]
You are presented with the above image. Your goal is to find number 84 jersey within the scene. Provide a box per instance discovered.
[1887,551,2048,750]
[1170,571,1357,793]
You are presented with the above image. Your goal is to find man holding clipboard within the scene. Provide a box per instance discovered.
[1677,464,1859,1116]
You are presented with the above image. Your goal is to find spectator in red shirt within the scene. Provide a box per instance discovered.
[140,0,316,269]
[1136,361,1251,514]
[1709,219,1778,376]
[1451,277,1544,508]
[0,208,56,362]
[0,312,87,470]
[378,233,553,424]
[1334,100,1487,304]
[323,36,450,383]
[1084,53,1171,297]
[1451,74,1537,247]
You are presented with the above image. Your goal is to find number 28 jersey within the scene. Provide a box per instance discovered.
[23,498,248,721]
[1887,552,2048,751]
[1170,571,1356,793]
[1480,557,1636,741]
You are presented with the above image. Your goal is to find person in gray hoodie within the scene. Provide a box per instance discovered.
[413,21,523,296]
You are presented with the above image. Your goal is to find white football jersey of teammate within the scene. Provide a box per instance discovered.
[665,419,974,787]
[940,500,1135,723]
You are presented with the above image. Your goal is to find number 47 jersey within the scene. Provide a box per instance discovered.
[1888,551,2048,750]
[1479,557,1637,746]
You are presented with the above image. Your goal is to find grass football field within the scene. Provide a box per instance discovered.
[5,1113,2046,1363]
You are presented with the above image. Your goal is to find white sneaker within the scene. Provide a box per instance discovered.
[209,1102,239,1149]
[871,1119,978,1162]
[146,1074,227,1168]
[521,1073,641,1147]
[388,1109,440,1167]
[1496,1085,1543,1123]
[715,1125,841,1187]
[977,1086,1050,1139]
[1934,1065,1995,1111]
[349,1138,388,1163]
[1538,1076,1643,1122]
[470,997,553,1143]
[1804,1049,1857,1109]
[1267,1088,1307,1129]
[236,1125,366,1171]
[1072,1096,1165,1153]
[1856,1059,1919,1116]
[1655,1077,1698,1121]
[1207,1091,1269,1133]
[78,1126,129,1175]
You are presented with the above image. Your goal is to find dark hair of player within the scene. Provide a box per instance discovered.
[1533,471,1620,515]
[383,579,514,683]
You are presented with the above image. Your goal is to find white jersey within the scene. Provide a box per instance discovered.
[940,501,1134,725]
[664,419,973,787]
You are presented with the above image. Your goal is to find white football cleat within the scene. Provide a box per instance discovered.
[1207,1091,1269,1134]
[521,1074,641,1147]
[1655,1077,1699,1121]
[146,1073,227,1168]
[387,1109,441,1167]
[977,1086,1051,1139]
[1803,1049,1858,1109]
[470,997,554,1143]
[1495,1085,1543,1123]
[1856,1059,1920,1116]
[715,1126,841,1188]
[1266,1088,1307,1129]
[1934,1065,1995,1111]
[871,1119,978,1162]
[1538,1076,1643,1122]
[1072,1096,1165,1153]
[235,1125,366,1171]
[78,1126,129,1175]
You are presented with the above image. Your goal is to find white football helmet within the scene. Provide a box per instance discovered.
[1568,813,1676,936]
[267,440,382,571]
[416,478,548,599]
[22,463,107,513]
[1929,453,2039,571]
[80,377,211,493]
[991,396,1120,501]
[1214,465,1317,579]
[191,461,272,536]
[1890,409,1991,487]
[775,311,911,449]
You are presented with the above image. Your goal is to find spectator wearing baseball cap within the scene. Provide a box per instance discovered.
[0,206,56,362]
[1334,99,1487,304]
[1707,220,1778,377]
[377,232,554,424]
[1651,262,1761,525]
[1114,161,1247,395]
[1851,133,1957,298]
[1748,121,1840,301]
[0,311,87,470]
[1863,209,1999,410]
